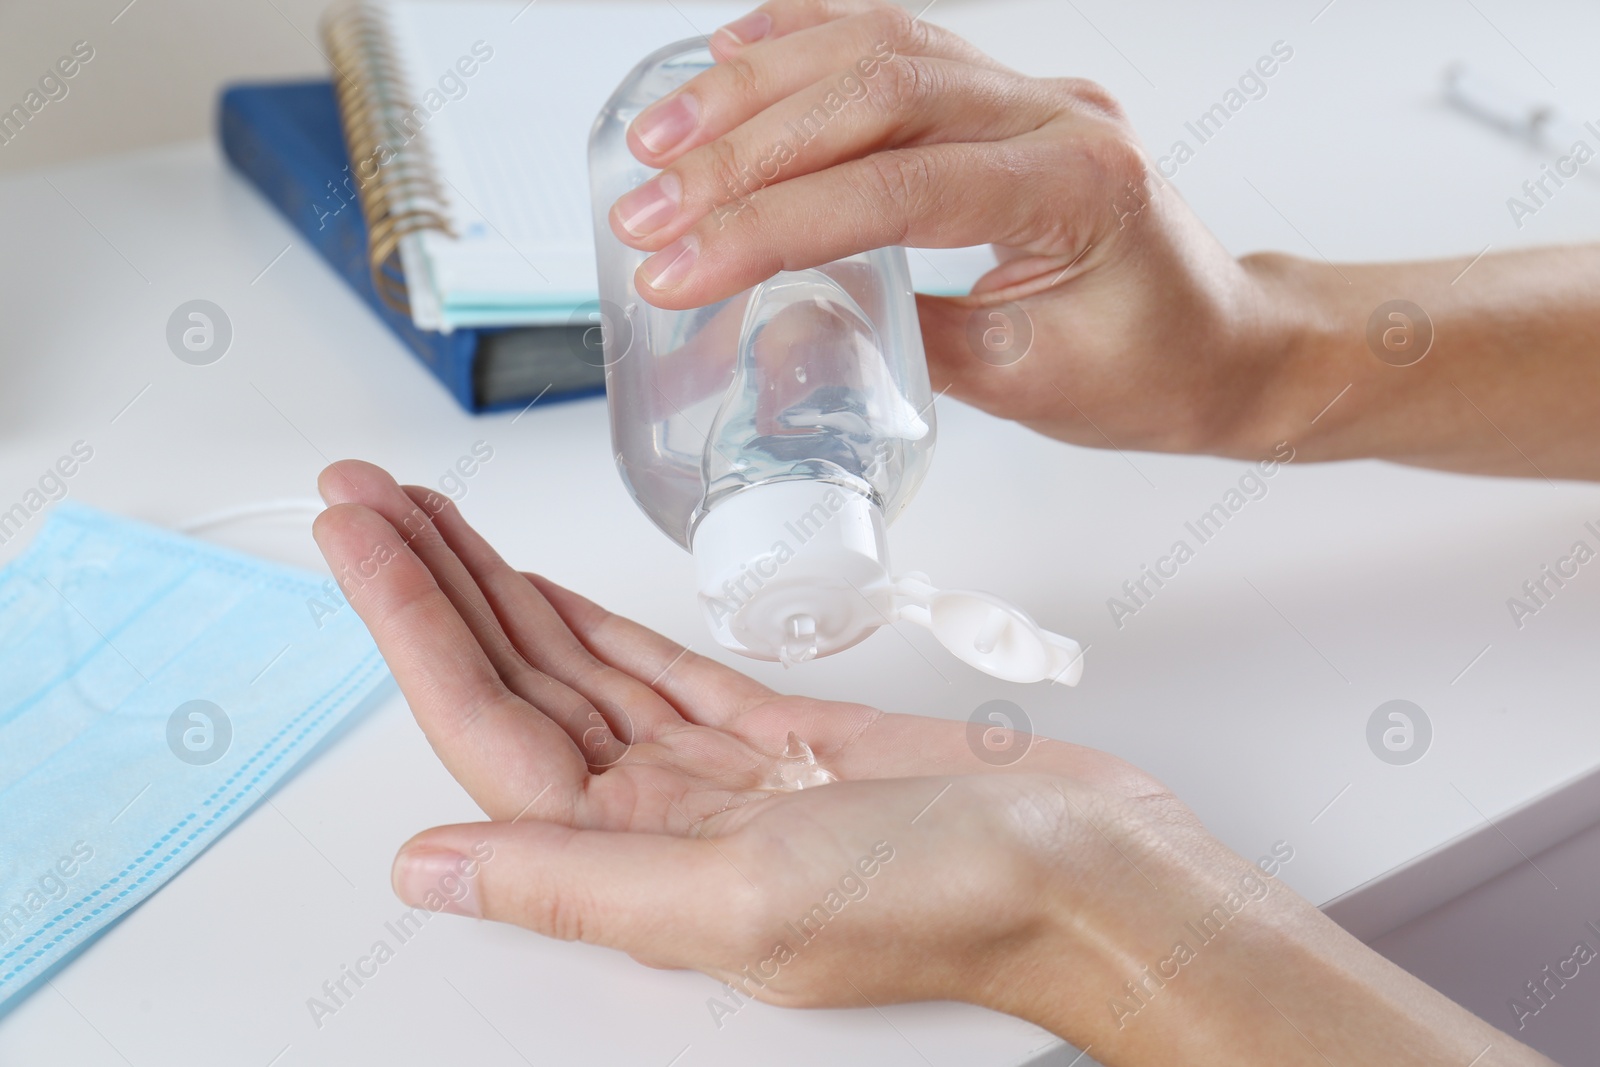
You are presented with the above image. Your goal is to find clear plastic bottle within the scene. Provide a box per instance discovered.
[590,38,1084,685]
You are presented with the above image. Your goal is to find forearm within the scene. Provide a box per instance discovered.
[1238,246,1600,480]
[993,839,1555,1066]
[1115,903,1552,1066]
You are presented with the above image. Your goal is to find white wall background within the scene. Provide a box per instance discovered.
[0,0,330,174]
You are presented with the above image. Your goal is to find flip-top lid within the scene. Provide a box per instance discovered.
[691,481,1083,685]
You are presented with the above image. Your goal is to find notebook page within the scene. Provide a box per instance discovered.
[386,1,744,327]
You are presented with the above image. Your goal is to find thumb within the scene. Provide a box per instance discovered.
[917,292,1036,416]
[391,820,743,958]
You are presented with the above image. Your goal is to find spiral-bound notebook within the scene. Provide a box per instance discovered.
[320,0,996,333]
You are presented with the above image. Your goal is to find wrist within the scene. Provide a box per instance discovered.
[964,786,1306,1060]
[1219,251,1364,463]
[1228,250,1537,472]
[970,785,1382,1066]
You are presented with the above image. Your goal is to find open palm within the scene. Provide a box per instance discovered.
[312,461,1143,832]
[309,460,1192,1020]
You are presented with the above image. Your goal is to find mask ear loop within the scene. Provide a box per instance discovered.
[174,499,326,534]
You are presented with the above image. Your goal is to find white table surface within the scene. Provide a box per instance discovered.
[2,1,1599,1064]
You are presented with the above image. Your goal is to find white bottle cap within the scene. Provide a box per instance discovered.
[691,481,1084,685]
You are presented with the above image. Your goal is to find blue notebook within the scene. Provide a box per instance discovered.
[218,80,605,414]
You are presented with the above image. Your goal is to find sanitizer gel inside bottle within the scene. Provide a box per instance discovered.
[590,38,1083,685]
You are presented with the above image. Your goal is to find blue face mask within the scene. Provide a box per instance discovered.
[0,502,393,1015]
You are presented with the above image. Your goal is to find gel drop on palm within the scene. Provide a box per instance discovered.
[589,38,1083,685]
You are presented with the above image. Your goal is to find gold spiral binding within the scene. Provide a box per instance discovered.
[320,1,454,316]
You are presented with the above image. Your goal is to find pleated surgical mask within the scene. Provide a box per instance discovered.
[0,501,393,1015]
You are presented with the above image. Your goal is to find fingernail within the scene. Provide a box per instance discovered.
[641,234,699,290]
[715,11,772,46]
[633,91,700,156]
[615,172,682,237]
[393,848,482,918]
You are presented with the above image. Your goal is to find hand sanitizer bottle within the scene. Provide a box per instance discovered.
[589,38,1083,685]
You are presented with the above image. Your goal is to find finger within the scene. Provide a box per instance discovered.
[399,484,682,742]
[710,0,881,53]
[311,502,587,820]
[631,5,1004,166]
[613,59,1061,251]
[524,573,779,728]
[318,461,629,766]
[393,821,743,959]
[636,127,1128,308]
[319,461,522,680]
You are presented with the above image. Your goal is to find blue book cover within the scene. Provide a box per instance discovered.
[217,80,604,414]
